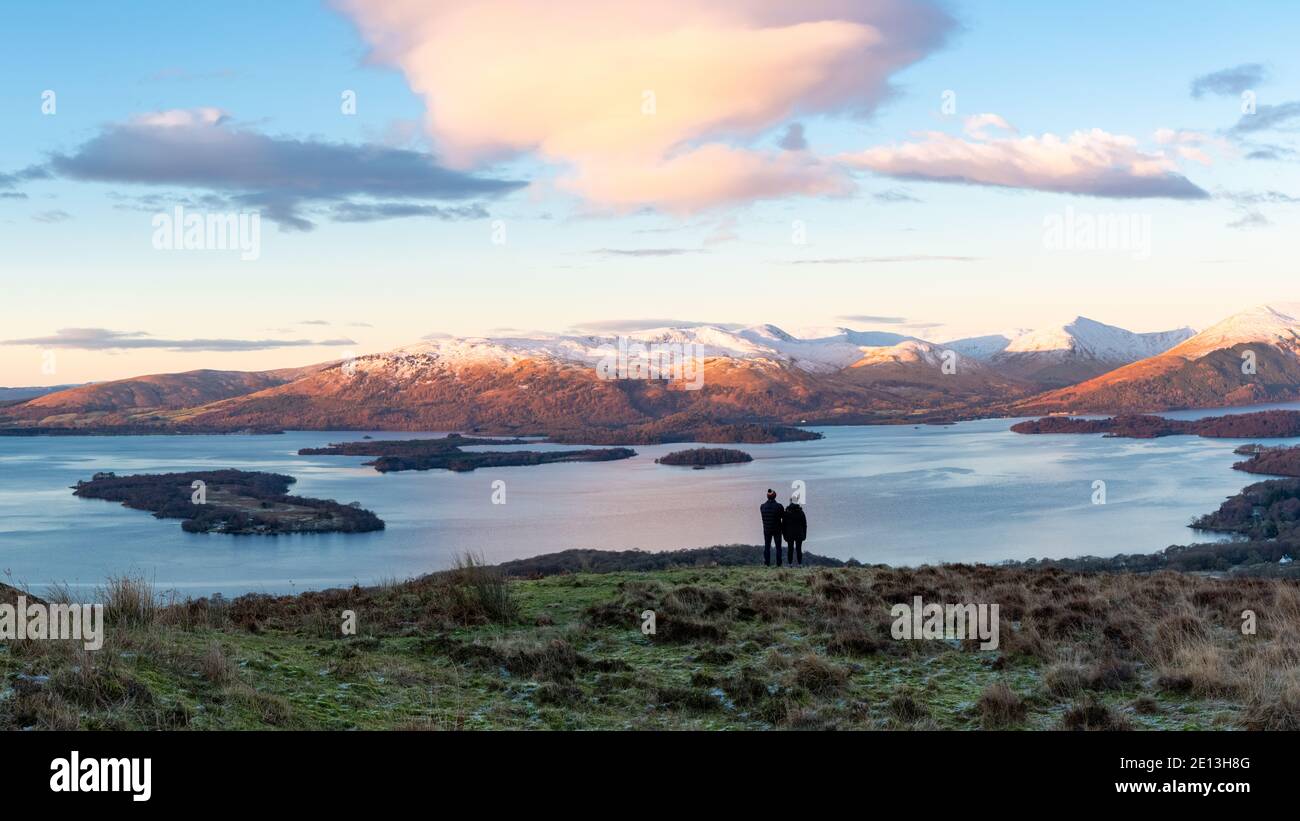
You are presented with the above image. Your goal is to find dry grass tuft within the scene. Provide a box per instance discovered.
[977,681,1027,728]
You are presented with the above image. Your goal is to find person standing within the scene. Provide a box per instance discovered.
[783,497,807,566]
[760,489,785,566]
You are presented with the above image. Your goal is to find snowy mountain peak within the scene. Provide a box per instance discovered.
[740,324,797,343]
[948,317,1193,363]
[393,324,877,374]
[852,339,947,367]
[1170,302,1300,359]
[383,315,1198,383]
[942,334,1014,360]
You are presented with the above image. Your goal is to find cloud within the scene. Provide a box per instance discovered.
[1227,209,1269,229]
[329,201,489,222]
[1221,189,1300,205]
[838,314,906,324]
[778,123,808,152]
[1230,100,1300,134]
[32,210,72,223]
[842,120,1210,199]
[1220,188,1300,230]
[0,165,50,188]
[590,247,705,257]
[0,164,50,198]
[336,0,953,212]
[962,113,1016,139]
[1241,142,1298,161]
[1153,128,1229,166]
[872,187,920,203]
[1191,63,1267,98]
[570,318,725,333]
[793,254,981,264]
[1,328,356,352]
[47,108,525,230]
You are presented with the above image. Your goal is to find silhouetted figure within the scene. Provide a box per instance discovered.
[760,489,784,566]
[783,499,807,566]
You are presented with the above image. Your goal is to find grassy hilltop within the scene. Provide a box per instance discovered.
[2,546,1298,731]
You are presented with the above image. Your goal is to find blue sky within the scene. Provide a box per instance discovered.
[3,0,1299,385]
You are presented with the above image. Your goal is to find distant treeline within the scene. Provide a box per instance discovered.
[1011,410,1300,439]
[73,469,383,534]
[655,447,753,466]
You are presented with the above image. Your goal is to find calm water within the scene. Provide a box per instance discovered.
[0,411,1288,596]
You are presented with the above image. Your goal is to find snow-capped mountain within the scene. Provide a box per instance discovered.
[2,322,1034,433]
[949,317,1193,361]
[16,306,1300,433]
[1166,302,1300,359]
[394,324,908,375]
[1021,303,1300,414]
[1002,317,1194,360]
[945,317,1194,388]
[943,333,1026,361]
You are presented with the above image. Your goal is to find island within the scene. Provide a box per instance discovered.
[299,434,636,472]
[72,469,384,534]
[1191,477,1300,541]
[1010,409,1300,439]
[655,447,753,468]
[545,421,822,445]
[1233,444,1300,477]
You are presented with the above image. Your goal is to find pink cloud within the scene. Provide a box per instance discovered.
[335,0,952,212]
[841,120,1210,199]
[962,113,1016,139]
[1153,128,1232,166]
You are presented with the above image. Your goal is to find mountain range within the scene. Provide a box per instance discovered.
[4,304,1300,437]
[1019,303,1300,414]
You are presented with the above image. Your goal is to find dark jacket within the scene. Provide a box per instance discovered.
[760,499,784,535]
[782,503,807,542]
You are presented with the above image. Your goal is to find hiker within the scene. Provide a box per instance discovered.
[783,497,807,566]
[760,489,785,566]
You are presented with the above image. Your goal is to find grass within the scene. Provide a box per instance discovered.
[1,555,1296,730]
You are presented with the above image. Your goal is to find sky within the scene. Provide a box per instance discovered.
[3,0,1300,386]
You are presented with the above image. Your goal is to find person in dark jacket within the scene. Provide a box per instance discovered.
[760,489,785,566]
[782,499,807,566]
